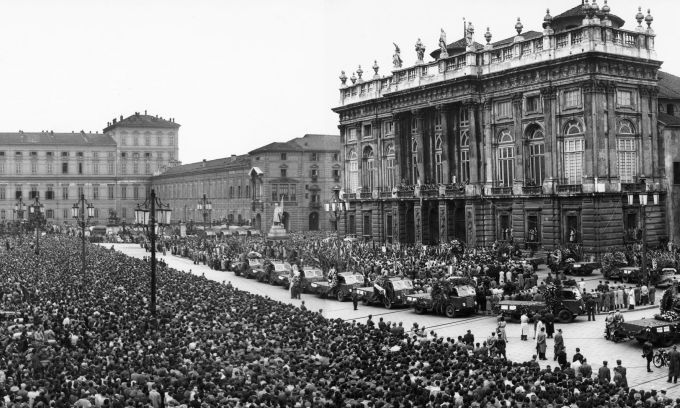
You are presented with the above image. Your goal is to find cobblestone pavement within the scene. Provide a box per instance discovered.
[106,244,680,398]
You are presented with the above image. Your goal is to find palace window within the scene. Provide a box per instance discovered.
[618,119,635,135]
[61,162,68,174]
[435,135,443,184]
[348,149,359,192]
[363,124,372,139]
[617,90,633,107]
[527,127,546,185]
[93,185,99,200]
[280,153,287,161]
[411,139,419,184]
[362,146,375,191]
[46,185,54,200]
[564,138,584,185]
[460,131,470,183]
[108,184,115,200]
[617,138,637,183]
[347,128,357,141]
[525,95,541,113]
[384,144,396,189]
[496,101,512,118]
[496,130,514,187]
[383,121,394,136]
[460,108,470,127]
[564,90,581,108]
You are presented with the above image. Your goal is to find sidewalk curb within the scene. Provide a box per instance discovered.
[618,304,657,314]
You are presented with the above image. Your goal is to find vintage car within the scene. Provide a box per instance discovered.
[264,261,292,285]
[564,261,600,276]
[234,255,265,279]
[609,318,680,347]
[355,277,414,309]
[620,266,643,283]
[281,267,325,292]
[311,272,365,301]
[496,285,585,322]
[406,286,476,318]
[656,268,679,288]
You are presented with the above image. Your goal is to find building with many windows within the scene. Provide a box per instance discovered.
[151,134,341,233]
[0,112,179,225]
[333,3,680,253]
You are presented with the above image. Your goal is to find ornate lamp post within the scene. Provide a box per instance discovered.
[629,190,660,285]
[134,189,171,316]
[197,194,212,228]
[72,194,95,275]
[324,191,347,234]
[28,194,46,255]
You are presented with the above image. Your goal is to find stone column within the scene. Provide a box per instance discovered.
[639,85,655,178]
[373,119,383,190]
[438,104,451,184]
[412,109,425,184]
[414,203,423,244]
[468,102,480,184]
[392,202,401,244]
[512,93,524,191]
[392,114,403,184]
[605,83,618,181]
[438,201,448,242]
[583,80,597,183]
[540,87,558,192]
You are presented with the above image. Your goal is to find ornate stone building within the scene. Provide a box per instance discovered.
[151,134,341,233]
[333,3,672,254]
[0,112,179,226]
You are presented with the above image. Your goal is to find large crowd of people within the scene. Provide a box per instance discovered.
[0,234,678,407]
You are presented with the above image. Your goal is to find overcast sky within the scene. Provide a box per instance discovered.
[0,0,676,164]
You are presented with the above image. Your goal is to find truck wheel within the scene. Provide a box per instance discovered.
[336,290,345,302]
[662,337,674,347]
[557,309,572,322]
[269,274,276,285]
[445,305,456,318]
[384,298,393,309]
[414,306,425,314]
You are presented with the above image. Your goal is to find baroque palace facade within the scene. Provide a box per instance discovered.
[0,112,179,225]
[333,3,678,254]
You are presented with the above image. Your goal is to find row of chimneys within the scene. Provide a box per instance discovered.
[18,130,98,135]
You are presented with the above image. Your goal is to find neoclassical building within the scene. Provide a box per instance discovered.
[333,3,674,254]
[0,112,179,225]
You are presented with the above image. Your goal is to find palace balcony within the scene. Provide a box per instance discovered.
[557,184,583,194]
[490,186,512,195]
[522,185,543,195]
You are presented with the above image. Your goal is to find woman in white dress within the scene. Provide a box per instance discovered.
[520,313,530,341]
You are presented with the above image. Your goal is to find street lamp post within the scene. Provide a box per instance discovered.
[28,194,46,255]
[72,194,95,275]
[197,194,212,228]
[134,189,171,316]
[630,190,661,285]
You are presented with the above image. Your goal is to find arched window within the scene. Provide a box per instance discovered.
[564,119,584,135]
[435,135,443,184]
[348,149,359,192]
[384,144,396,188]
[563,120,584,184]
[618,119,635,135]
[411,139,419,184]
[617,138,637,183]
[362,146,375,190]
[497,130,514,187]
[527,126,545,185]
[460,131,470,183]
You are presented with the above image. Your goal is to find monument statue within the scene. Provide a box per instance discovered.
[268,196,288,239]
[392,43,403,68]
[415,38,425,63]
[439,29,448,56]
[465,22,475,47]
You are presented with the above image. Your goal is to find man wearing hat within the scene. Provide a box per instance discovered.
[668,345,680,383]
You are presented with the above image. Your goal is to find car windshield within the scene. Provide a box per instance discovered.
[391,280,413,291]
[342,275,363,285]
[305,270,323,278]
[249,259,262,266]
[456,285,476,297]
[274,263,290,272]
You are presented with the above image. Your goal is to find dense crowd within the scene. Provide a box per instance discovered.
[0,235,678,407]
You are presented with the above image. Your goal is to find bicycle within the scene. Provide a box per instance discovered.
[653,349,670,368]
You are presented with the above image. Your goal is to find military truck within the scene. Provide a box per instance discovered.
[310,271,365,301]
[496,284,585,322]
[354,276,414,309]
[406,278,477,318]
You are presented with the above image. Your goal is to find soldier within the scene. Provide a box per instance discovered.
[351,291,358,311]
[586,293,596,321]
[642,340,654,373]
[598,360,611,385]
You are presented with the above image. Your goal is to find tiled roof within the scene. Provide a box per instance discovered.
[658,71,680,99]
[248,141,300,155]
[491,31,543,48]
[289,134,340,152]
[159,154,250,176]
[430,38,484,59]
[0,131,116,146]
[103,112,180,132]
[658,112,680,127]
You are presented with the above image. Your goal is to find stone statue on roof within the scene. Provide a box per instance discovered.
[392,43,403,69]
[465,22,475,47]
[415,38,425,63]
[439,29,448,57]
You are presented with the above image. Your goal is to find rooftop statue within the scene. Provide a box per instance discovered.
[392,43,403,69]
[439,29,448,56]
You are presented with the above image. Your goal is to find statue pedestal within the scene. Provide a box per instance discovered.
[267,224,288,240]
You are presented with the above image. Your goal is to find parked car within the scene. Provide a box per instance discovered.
[355,277,414,309]
[267,261,292,285]
[311,272,365,301]
[657,268,679,288]
[281,267,325,292]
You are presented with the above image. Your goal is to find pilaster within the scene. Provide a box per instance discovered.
[512,93,524,183]
[437,104,450,184]
[482,100,493,185]
[438,201,448,243]
[412,109,425,184]
[468,102,481,184]
[606,83,619,180]
[414,203,422,244]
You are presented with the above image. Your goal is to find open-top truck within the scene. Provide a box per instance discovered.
[406,277,477,318]
[496,284,585,322]
[310,271,365,301]
[354,276,414,309]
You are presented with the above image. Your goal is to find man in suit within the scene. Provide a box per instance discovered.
[572,347,584,364]
[554,329,564,361]
[642,340,654,373]
[598,360,611,385]
[536,327,547,360]
[580,358,593,379]
[668,345,680,383]
[613,360,628,388]
[463,329,474,346]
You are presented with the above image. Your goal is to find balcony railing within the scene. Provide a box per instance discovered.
[522,185,543,195]
[310,202,321,209]
[380,191,393,198]
[557,184,583,194]
[359,192,372,199]
[444,185,466,196]
[396,189,414,198]
[490,186,512,195]
[345,193,357,200]
[621,182,644,193]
